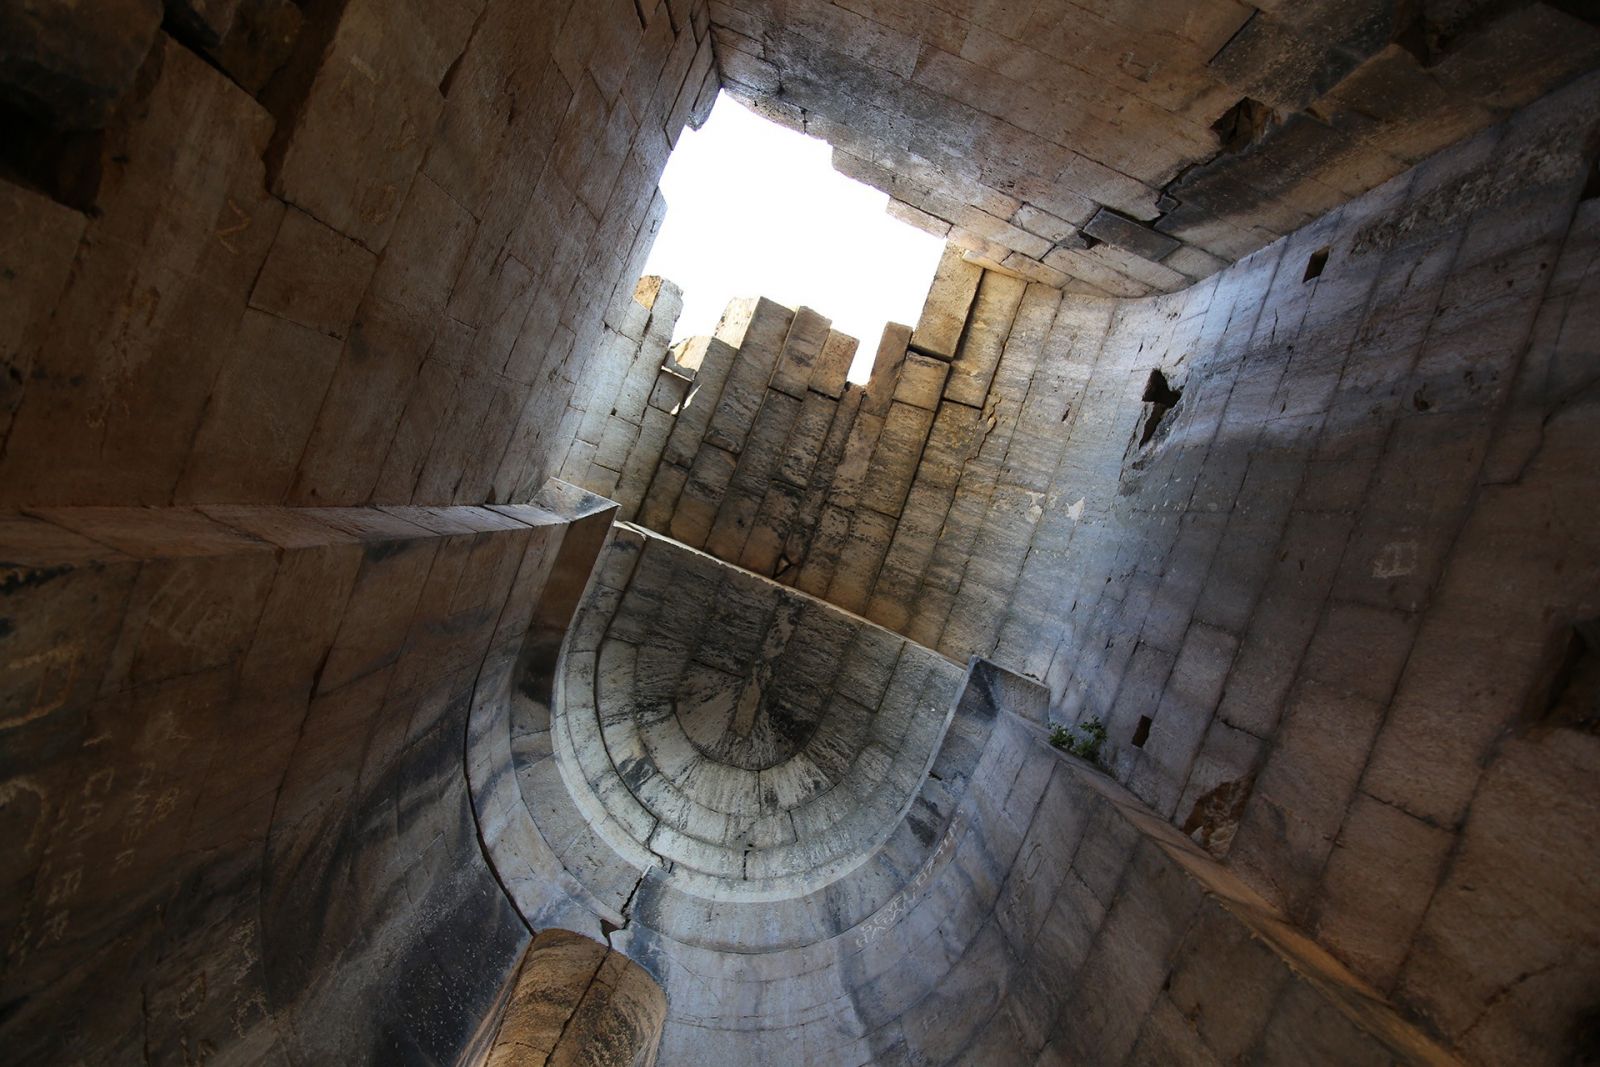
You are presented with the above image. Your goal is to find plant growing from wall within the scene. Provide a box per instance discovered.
[1049,717,1107,764]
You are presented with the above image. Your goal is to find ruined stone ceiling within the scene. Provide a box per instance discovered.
[708,0,1600,297]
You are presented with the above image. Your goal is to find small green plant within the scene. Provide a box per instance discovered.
[1049,717,1108,764]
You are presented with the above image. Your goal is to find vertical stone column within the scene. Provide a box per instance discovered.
[485,929,666,1067]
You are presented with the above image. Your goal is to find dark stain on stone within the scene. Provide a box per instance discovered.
[363,538,408,563]
[0,562,74,595]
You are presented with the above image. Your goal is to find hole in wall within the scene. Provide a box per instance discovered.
[1304,246,1330,282]
[641,91,944,383]
[0,100,105,211]
[1582,156,1600,201]
[1138,368,1182,448]
[1132,715,1152,748]
[1211,97,1278,154]
[1528,619,1600,733]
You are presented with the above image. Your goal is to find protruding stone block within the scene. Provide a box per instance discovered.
[864,323,912,415]
[911,244,984,360]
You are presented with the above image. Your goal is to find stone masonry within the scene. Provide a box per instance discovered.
[1,2,1598,1065]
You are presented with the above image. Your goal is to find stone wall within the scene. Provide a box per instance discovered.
[0,488,616,1063]
[707,0,1600,295]
[1,5,1596,1065]
[563,68,1600,1063]
[0,0,717,508]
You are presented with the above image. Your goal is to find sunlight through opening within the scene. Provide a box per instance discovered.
[643,92,945,382]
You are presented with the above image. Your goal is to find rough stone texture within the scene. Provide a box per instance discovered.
[486,929,666,1067]
[0,485,617,1064]
[2,5,1598,1066]
[0,1,717,509]
[0,0,164,129]
[482,583,1456,1064]
[549,69,1600,1067]
[709,0,1600,294]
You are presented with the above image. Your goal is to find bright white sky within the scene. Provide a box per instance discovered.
[643,92,944,382]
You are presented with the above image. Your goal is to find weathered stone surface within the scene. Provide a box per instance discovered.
[0,181,84,441]
[863,322,912,415]
[809,329,858,399]
[1083,207,1183,263]
[0,495,610,1065]
[2,8,1598,1067]
[248,206,377,339]
[910,244,983,359]
[0,38,282,506]
[268,0,476,252]
[486,929,666,1067]
[769,305,831,398]
[862,401,936,518]
[0,0,163,129]
[703,297,794,453]
[200,0,301,94]
[891,352,950,411]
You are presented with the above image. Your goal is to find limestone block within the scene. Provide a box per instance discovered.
[0,39,282,507]
[944,271,1028,408]
[199,0,302,95]
[0,181,84,442]
[671,443,738,547]
[795,504,852,597]
[892,353,950,411]
[662,336,738,468]
[613,344,667,429]
[0,513,137,735]
[703,297,794,453]
[781,386,861,573]
[915,244,985,361]
[810,329,858,399]
[996,251,1072,287]
[649,367,695,413]
[864,322,912,414]
[862,402,936,518]
[888,196,954,238]
[828,409,886,510]
[910,245,983,360]
[638,461,689,530]
[740,480,803,579]
[248,206,377,340]
[595,414,642,473]
[615,406,674,519]
[288,176,475,505]
[0,0,163,129]
[827,509,897,614]
[775,391,838,488]
[175,309,345,503]
[1013,203,1080,243]
[1083,207,1182,262]
[769,306,832,398]
[705,389,802,561]
[1308,792,1453,991]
